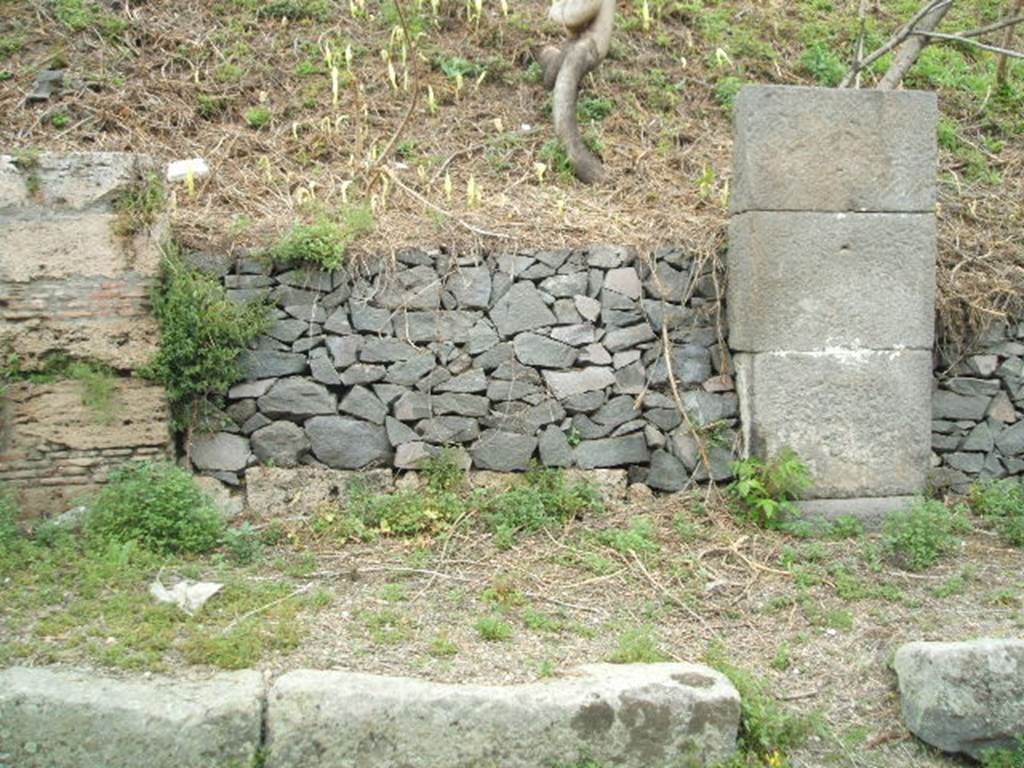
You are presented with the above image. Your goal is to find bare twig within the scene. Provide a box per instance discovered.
[997,2,1024,84]
[218,582,313,635]
[660,324,713,478]
[954,11,1024,39]
[914,29,1024,58]
[877,0,955,90]
[839,0,953,87]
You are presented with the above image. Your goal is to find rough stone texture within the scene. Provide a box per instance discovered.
[734,350,932,498]
[489,281,558,337]
[306,416,392,469]
[470,430,539,471]
[726,89,945,508]
[576,433,650,469]
[728,212,936,352]
[894,639,1024,760]
[731,85,938,213]
[0,666,263,768]
[250,421,310,467]
[930,318,1024,489]
[190,432,251,473]
[0,153,165,371]
[0,379,172,516]
[265,664,740,768]
[257,378,336,420]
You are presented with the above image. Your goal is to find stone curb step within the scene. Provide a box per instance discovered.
[0,663,740,768]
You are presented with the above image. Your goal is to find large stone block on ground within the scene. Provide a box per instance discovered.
[0,666,264,768]
[266,664,740,768]
[731,85,937,213]
[728,211,935,352]
[734,350,931,498]
[245,465,394,518]
[894,639,1024,760]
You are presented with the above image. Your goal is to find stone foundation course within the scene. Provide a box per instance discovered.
[0,664,740,768]
[191,244,736,491]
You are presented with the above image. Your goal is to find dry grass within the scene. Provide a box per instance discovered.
[1,0,1022,348]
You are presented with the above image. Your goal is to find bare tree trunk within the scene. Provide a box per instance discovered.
[877,0,954,89]
[997,0,1024,85]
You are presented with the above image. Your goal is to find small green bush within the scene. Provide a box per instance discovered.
[244,106,271,128]
[223,523,261,564]
[968,479,1024,547]
[799,44,845,87]
[85,461,225,554]
[143,252,270,426]
[480,466,603,548]
[882,498,970,572]
[270,208,373,271]
[729,449,812,529]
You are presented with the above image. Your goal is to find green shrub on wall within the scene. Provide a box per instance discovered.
[143,248,270,427]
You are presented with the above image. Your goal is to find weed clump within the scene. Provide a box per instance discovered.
[270,207,373,271]
[0,485,20,552]
[85,461,225,555]
[475,615,512,641]
[143,251,270,426]
[882,498,970,572]
[608,625,667,663]
[968,479,1024,547]
[705,642,817,766]
[479,466,603,548]
[728,449,811,529]
[112,172,165,236]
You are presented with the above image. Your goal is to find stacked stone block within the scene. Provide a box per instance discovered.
[0,152,173,515]
[728,86,938,513]
[931,320,1024,491]
[192,245,735,490]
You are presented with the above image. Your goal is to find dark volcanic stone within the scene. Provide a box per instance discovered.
[251,421,310,467]
[305,417,392,468]
[470,430,538,471]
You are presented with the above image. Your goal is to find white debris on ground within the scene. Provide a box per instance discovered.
[149,577,223,615]
[166,158,210,183]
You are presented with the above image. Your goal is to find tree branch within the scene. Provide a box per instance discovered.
[841,0,954,87]
[914,30,1024,58]
[876,0,955,90]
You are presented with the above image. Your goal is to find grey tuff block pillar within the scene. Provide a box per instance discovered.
[728,85,938,513]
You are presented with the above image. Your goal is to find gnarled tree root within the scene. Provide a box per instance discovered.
[541,0,614,185]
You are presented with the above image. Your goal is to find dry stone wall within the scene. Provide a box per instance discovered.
[190,245,737,490]
[931,320,1024,491]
